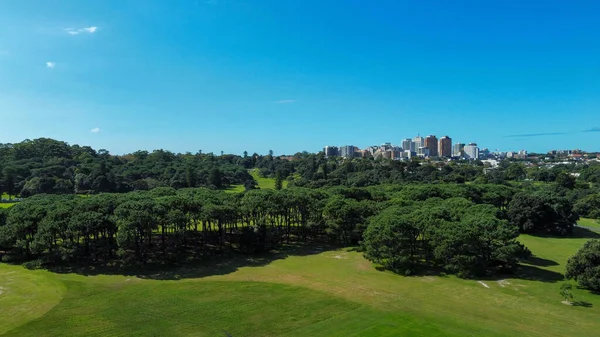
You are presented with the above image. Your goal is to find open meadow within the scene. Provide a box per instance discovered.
[2,227,599,336]
[226,169,289,193]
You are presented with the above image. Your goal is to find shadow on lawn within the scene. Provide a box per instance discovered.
[572,301,593,308]
[523,255,559,267]
[47,243,337,281]
[532,226,600,240]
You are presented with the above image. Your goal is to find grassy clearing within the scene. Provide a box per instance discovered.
[2,230,600,336]
[579,218,600,229]
[226,169,290,193]
[0,203,15,208]
[224,184,246,194]
[250,169,288,190]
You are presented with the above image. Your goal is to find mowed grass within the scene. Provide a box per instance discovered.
[227,169,289,193]
[1,193,17,208]
[249,169,288,190]
[2,230,600,336]
[579,218,600,229]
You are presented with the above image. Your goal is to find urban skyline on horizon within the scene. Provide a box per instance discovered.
[321,133,533,160]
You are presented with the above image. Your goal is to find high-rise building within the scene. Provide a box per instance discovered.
[323,146,339,158]
[401,138,414,152]
[340,145,357,158]
[412,136,424,150]
[464,143,479,160]
[424,135,438,157]
[453,143,465,157]
[438,136,452,158]
[417,146,430,157]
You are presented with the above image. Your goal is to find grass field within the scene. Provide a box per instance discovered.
[579,218,600,229]
[1,193,17,208]
[226,169,289,193]
[2,227,600,336]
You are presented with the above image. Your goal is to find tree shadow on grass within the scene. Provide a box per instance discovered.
[523,255,559,267]
[572,301,593,308]
[532,227,600,239]
[46,243,338,281]
[511,264,564,283]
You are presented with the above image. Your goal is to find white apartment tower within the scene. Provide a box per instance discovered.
[464,143,479,160]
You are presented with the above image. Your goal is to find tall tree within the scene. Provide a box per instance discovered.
[274,171,283,190]
[565,239,600,291]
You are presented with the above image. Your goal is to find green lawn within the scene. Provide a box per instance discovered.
[2,230,600,336]
[579,218,600,229]
[249,169,288,190]
[1,193,17,208]
[224,184,246,194]
[226,169,289,193]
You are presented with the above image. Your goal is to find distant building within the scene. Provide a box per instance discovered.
[413,136,424,150]
[464,143,479,160]
[340,145,357,158]
[323,146,339,158]
[417,146,430,157]
[401,138,414,152]
[438,136,452,158]
[453,143,465,157]
[424,135,438,157]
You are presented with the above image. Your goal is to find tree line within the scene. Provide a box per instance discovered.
[0,183,580,278]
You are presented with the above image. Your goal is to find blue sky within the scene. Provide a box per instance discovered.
[1,0,599,155]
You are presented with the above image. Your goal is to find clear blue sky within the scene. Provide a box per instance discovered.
[1,0,599,155]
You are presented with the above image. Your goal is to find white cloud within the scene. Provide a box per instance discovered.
[46,62,56,68]
[90,127,101,133]
[275,99,296,104]
[65,26,98,35]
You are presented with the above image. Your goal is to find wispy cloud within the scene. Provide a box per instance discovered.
[275,99,296,104]
[583,127,600,133]
[65,26,98,35]
[90,127,101,133]
[505,132,568,138]
[46,62,56,69]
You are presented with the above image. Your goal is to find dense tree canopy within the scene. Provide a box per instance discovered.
[0,137,595,281]
[565,240,600,292]
[507,192,579,235]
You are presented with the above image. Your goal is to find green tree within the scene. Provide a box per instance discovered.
[274,171,283,190]
[362,206,421,275]
[574,194,600,219]
[565,239,600,291]
[209,168,223,189]
[555,172,576,189]
[508,192,578,235]
[559,283,574,304]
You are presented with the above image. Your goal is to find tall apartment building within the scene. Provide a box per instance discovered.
[323,146,339,158]
[417,146,430,157]
[453,143,465,157]
[340,145,357,158]
[401,138,414,152]
[424,135,438,157]
[412,136,424,150]
[438,136,452,158]
[464,143,479,160]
